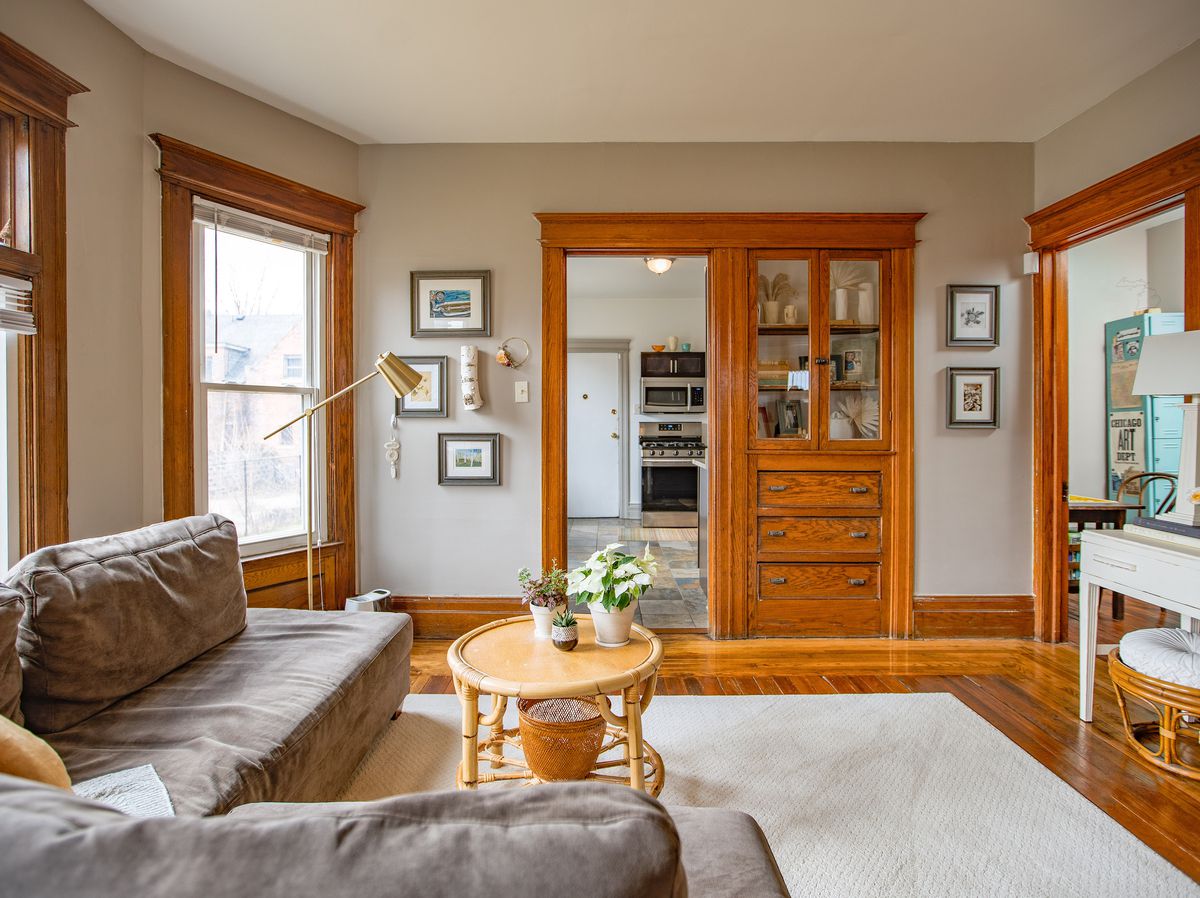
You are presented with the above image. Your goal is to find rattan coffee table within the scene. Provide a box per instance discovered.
[447,615,664,795]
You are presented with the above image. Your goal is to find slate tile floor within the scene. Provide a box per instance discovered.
[566,517,706,630]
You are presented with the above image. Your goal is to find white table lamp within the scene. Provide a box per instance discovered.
[1133,330,1200,528]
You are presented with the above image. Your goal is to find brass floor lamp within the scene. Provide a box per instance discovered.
[265,352,422,611]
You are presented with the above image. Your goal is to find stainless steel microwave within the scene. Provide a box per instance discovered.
[641,378,706,414]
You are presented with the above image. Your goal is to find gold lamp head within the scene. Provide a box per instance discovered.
[375,352,423,398]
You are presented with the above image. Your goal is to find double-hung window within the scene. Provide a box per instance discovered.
[192,199,327,555]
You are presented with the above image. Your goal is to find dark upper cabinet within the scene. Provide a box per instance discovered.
[640,352,705,377]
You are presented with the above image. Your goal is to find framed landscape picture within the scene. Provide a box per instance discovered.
[946,285,999,347]
[438,432,501,485]
[395,356,447,417]
[946,367,999,429]
[411,270,491,337]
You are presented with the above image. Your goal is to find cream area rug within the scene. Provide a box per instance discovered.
[340,693,1197,897]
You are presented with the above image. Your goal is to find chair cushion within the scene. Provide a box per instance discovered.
[45,608,412,816]
[1118,627,1200,689]
[0,588,22,723]
[9,514,247,733]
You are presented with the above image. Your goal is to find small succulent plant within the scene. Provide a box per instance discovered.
[553,608,576,628]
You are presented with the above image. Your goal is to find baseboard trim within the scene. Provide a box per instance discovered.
[913,595,1035,639]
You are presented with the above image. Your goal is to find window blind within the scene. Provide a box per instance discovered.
[192,198,330,254]
[0,274,35,335]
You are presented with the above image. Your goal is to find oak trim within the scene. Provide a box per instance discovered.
[1024,134,1200,642]
[0,33,87,128]
[913,594,1035,639]
[153,135,362,607]
[389,595,526,638]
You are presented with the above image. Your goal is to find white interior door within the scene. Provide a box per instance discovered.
[568,352,621,518]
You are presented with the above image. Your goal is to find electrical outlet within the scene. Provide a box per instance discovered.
[515,381,529,403]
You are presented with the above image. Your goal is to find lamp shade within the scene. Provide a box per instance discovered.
[1132,331,1200,396]
[375,352,423,398]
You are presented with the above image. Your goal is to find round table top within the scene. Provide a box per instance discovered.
[447,615,663,699]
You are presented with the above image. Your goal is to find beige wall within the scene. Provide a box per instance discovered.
[356,142,1035,598]
[1034,39,1200,208]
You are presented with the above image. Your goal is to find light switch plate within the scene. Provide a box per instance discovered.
[515,381,529,403]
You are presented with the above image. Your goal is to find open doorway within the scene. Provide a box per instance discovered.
[565,256,709,630]
[1064,205,1185,645]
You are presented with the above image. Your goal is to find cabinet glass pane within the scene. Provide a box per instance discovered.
[756,259,810,440]
[828,259,881,441]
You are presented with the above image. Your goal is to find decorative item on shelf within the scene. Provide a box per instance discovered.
[946,285,999,347]
[680,342,691,351]
[842,348,864,382]
[438,432,501,485]
[264,352,422,611]
[831,261,869,322]
[495,337,530,369]
[857,282,876,324]
[567,543,657,647]
[667,336,680,351]
[782,304,798,325]
[650,343,666,352]
[551,608,578,652]
[395,356,448,417]
[764,300,781,324]
[460,345,484,410]
[829,409,856,441]
[946,366,1000,429]
[830,353,844,382]
[834,288,850,321]
[518,563,568,638]
[411,270,491,337]
[758,272,799,326]
[839,394,880,439]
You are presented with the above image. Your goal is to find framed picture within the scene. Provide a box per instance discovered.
[395,356,447,417]
[842,348,864,382]
[411,270,491,337]
[829,353,844,383]
[438,433,501,485]
[946,285,999,347]
[946,367,999,429]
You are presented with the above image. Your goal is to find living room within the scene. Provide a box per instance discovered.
[1,1,1200,895]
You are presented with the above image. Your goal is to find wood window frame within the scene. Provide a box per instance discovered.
[536,213,921,639]
[0,34,87,554]
[152,134,364,608]
[1025,134,1200,642]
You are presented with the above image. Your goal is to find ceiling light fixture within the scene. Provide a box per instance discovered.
[644,257,675,275]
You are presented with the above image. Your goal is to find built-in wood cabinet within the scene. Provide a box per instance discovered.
[641,351,705,377]
[749,246,909,637]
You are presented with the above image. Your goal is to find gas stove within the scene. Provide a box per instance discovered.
[639,422,706,463]
[639,422,705,527]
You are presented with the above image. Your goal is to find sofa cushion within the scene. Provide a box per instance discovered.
[0,777,685,898]
[46,608,412,816]
[10,514,247,733]
[0,588,22,723]
[670,805,791,897]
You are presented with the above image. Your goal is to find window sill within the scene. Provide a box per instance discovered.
[240,540,344,564]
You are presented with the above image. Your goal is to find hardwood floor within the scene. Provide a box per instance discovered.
[410,634,1200,882]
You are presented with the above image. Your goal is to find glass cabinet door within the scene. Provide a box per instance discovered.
[754,255,814,444]
[825,255,884,446]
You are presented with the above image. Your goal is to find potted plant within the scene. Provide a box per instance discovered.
[518,563,568,638]
[551,608,578,652]
[567,543,656,647]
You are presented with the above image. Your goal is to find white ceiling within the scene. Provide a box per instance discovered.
[568,257,706,301]
[85,0,1200,144]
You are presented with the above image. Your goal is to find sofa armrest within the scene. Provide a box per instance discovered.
[1,777,686,898]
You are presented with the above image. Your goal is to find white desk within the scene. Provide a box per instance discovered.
[1078,527,1200,721]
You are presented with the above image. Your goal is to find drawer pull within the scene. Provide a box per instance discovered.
[769,577,787,585]
[849,531,868,539]
[1094,554,1137,572]
[766,529,786,538]
[849,486,869,494]
[767,485,788,492]
[848,578,867,586]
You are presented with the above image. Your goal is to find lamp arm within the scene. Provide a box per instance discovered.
[263,369,380,440]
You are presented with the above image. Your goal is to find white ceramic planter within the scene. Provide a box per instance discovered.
[530,603,565,638]
[589,598,639,647]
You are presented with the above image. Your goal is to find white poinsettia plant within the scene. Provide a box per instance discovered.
[567,543,657,612]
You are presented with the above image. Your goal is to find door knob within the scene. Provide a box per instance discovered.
[611,408,617,415]
[610,432,618,439]
[582,393,588,400]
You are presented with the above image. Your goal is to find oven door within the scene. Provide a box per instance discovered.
[641,461,699,527]
[641,378,690,414]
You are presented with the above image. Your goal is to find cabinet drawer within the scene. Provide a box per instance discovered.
[758,472,881,508]
[758,563,880,598]
[757,517,881,553]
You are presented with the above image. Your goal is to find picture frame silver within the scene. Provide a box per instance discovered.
[437,432,501,485]
[946,284,999,347]
[946,366,1000,429]
[394,356,448,417]
[411,270,492,338]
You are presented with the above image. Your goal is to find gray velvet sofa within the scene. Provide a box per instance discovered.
[2,513,413,816]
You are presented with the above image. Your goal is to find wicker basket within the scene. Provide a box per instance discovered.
[517,696,606,782]
[1108,648,1200,781]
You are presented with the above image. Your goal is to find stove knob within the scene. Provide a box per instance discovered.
[672,449,680,456]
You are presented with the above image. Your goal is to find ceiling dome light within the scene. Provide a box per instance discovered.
[644,257,675,275]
